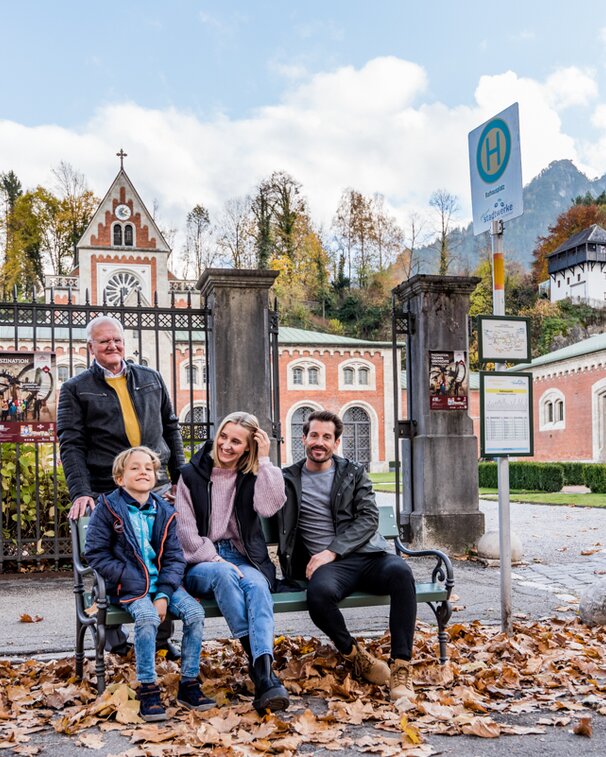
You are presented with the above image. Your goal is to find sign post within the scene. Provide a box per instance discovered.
[469,103,524,634]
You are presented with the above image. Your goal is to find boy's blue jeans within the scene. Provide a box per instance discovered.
[123,586,204,684]
[185,540,275,662]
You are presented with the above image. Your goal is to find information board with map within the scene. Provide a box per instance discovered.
[477,315,531,364]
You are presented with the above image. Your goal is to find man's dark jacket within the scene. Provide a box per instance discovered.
[179,440,277,591]
[279,456,390,580]
[57,361,185,500]
[85,487,186,604]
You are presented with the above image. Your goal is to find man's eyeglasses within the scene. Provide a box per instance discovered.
[93,338,124,346]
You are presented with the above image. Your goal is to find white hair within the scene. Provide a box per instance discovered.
[86,316,125,343]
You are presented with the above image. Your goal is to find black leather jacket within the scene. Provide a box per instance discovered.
[57,361,185,500]
[279,456,390,580]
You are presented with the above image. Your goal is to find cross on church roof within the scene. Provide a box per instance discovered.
[116,149,128,169]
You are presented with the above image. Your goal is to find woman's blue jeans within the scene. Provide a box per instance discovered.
[123,586,204,684]
[184,540,275,662]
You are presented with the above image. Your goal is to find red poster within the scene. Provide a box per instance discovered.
[429,351,468,411]
[0,351,57,442]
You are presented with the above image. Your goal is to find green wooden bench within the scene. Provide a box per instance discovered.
[71,505,454,693]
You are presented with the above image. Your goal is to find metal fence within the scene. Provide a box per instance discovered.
[0,289,211,569]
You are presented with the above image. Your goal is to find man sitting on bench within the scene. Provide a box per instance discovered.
[279,410,416,701]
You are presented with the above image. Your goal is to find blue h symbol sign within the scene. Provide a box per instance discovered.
[483,130,502,173]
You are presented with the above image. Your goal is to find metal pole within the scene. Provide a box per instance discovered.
[491,219,512,634]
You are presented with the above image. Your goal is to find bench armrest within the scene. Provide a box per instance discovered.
[394,536,454,599]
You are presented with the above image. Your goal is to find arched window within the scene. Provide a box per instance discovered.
[308,367,319,385]
[113,224,123,246]
[539,390,565,431]
[184,405,207,423]
[293,367,304,385]
[182,360,206,387]
[339,360,375,390]
[291,405,315,463]
[124,224,134,246]
[342,406,371,470]
[104,271,143,306]
[57,365,69,383]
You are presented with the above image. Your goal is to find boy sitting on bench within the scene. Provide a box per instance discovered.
[85,446,215,721]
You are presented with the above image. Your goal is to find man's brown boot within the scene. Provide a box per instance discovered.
[389,658,415,701]
[343,642,390,685]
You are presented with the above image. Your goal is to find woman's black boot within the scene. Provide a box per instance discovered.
[239,635,256,685]
[252,654,289,714]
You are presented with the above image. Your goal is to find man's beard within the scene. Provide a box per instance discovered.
[305,445,332,463]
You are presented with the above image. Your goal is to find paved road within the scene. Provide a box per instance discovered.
[2,497,606,756]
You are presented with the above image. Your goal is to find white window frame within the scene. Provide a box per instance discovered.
[181,360,206,388]
[287,358,326,390]
[539,388,565,431]
[338,359,376,391]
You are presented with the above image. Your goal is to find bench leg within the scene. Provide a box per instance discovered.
[95,623,107,695]
[434,600,452,665]
[75,620,86,680]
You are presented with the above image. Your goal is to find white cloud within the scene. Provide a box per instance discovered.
[545,66,598,109]
[0,56,602,259]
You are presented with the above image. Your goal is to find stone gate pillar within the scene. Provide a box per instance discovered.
[198,269,278,441]
[393,274,484,552]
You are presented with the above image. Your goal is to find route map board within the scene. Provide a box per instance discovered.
[0,351,56,443]
[477,315,531,364]
[480,371,533,457]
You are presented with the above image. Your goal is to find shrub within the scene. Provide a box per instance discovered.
[584,464,606,493]
[478,461,563,492]
[560,462,586,486]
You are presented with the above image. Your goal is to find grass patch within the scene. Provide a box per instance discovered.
[479,488,606,508]
[369,472,396,493]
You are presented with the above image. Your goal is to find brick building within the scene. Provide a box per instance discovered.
[517,333,606,462]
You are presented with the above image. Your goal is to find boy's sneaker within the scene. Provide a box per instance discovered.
[177,679,217,711]
[137,683,167,722]
[343,642,390,685]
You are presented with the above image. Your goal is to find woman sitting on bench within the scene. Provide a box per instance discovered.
[174,411,289,715]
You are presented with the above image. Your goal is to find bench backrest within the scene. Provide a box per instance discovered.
[260,503,398,545]
[75,504,398,555]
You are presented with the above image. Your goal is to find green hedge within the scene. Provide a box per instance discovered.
[584,464,606,493]
[479,461,564,492]
[559,462,586,486]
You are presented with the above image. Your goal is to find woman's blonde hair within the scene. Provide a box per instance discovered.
[112,446,161,484]
[211,411,262,475]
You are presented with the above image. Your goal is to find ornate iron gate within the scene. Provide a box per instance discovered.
[0,289,210,569]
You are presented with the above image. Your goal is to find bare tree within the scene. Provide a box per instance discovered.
[429,189,459,275]
[370,193,404,272]
[182,204,216,278]
[215,196,256,268]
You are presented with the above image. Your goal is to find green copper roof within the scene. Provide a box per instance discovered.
[278,327,391,348]
[516,332,606,370]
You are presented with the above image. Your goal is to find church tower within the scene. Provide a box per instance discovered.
[76,150,172,307]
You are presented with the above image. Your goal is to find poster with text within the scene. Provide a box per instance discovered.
[0,351,57,443]
[429,351,468,410]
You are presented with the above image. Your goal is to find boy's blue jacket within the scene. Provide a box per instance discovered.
[84,487,186,604]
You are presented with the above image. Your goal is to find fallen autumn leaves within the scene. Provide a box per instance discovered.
[1,617,606,756]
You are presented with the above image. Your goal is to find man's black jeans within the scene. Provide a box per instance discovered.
[306,552,416,660]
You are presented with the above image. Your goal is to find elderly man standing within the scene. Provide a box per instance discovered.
[58,315,186,658]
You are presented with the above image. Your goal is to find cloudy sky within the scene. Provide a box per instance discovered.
[3,0,606,250]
